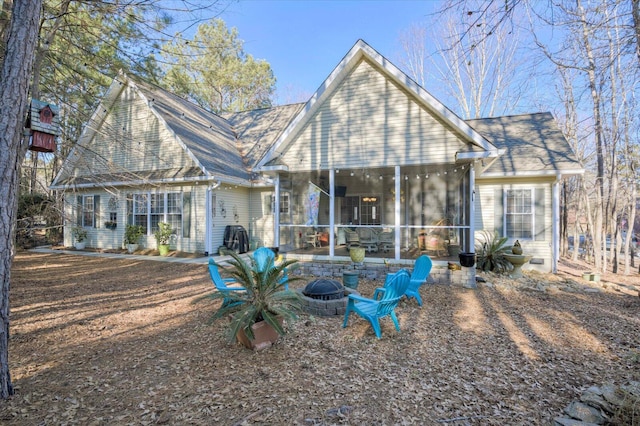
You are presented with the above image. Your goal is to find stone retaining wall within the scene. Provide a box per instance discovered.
[288,260,476,288]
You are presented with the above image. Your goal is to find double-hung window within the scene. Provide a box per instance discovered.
[129,192,183,236]
[82,196,95,227]
[132,194,149,233]
[77,195,99,228]
[505,189,533,239]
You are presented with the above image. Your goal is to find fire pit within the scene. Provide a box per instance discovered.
[296,279,359,317]
[302,279,344,300]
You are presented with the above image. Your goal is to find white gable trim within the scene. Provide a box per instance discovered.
[51,75,127,188]
[256,39,498,170]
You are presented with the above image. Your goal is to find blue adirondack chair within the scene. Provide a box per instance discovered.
[208,258,245,307]
[342,269,411,339]
[252,247,288,290]
[404,254,433,306]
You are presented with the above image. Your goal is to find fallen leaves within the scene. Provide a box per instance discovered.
[1,252,639,425]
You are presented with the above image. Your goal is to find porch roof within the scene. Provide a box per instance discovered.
[467,113,584,177]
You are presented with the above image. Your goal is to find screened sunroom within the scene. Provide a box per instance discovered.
[272,162,476,261]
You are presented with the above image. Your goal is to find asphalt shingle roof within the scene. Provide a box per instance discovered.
[467,112,583,176]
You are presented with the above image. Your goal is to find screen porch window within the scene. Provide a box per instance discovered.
[506,189,533,239]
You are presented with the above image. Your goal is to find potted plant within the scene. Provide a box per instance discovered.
[124,224,144,253]
[206,251,302,350]
[154,222,173,256]
[72,227,87,250]
[349,246,365,264]
[104,220,117,230]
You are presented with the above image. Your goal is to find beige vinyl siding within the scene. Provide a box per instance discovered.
[210,187,250,253]
[249,188,275,248]
[64,190,122,249]
[475,181,554,272]
[64,185,210,253]
[71,85,198,179]
[281,59,468,172]
[181,185,206,254]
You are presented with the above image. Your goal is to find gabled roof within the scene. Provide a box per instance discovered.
[52,75,301,189]
[255,39,500,170]
[467,113,584,177]
[222,103,305,170]
[132,78,248,182]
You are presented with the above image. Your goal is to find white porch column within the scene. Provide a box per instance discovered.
[274,174,280,249]
[552,178,560,273]
[469,165,476,253]
[394,166,401,260]
[204,187,211,256]
[329,169,335,257]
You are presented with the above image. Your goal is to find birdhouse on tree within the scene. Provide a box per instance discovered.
[26,99,60,153]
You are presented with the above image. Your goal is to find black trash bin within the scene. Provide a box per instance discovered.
[223,225,249,254]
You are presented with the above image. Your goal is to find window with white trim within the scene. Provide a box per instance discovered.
[132,194,148,232]
[505,189,533,239]
[81,195,95,227]
[129,192,183,236]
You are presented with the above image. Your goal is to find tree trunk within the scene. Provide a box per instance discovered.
[633,0,640,66]
[578,0,605,273]
[0,0,43,399]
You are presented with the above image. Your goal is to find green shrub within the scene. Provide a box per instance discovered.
[475,230,512,273]
[124,224,144,245]
[204,251,302,343]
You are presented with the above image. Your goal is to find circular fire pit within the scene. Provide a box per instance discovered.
[296,279,359,317]
[302,279,344,300]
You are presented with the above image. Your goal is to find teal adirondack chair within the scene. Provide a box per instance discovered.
[208,258,245,307]
[342,269,411,339]
[404,255,433,306]
[252,247,288,290]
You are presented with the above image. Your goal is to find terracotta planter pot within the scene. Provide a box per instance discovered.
[236,317,283,351]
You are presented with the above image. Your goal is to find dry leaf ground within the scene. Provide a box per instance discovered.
[1,251,639,425]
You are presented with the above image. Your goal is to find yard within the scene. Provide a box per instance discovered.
[1,251,639,425]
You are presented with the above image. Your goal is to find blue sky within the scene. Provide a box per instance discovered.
[220,1,439,103]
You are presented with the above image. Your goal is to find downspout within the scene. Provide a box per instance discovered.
[329,169,335,257]
[204,181,221,256]
[394,166,401,260]
[469,165,476,253]
[274,174,280,249]
[552,175,561,273]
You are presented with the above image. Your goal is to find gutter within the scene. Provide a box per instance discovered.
[49,174,255,191]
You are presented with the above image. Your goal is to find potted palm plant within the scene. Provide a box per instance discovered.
[124,224,144,253]
[206,251,302,351]
[154,222,173,256]
[72,227,87,250]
